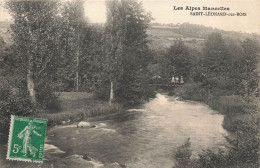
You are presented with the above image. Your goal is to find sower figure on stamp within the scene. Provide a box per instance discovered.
[17,121,42,157]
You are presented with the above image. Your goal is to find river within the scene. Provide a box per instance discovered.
[46,93,228,168]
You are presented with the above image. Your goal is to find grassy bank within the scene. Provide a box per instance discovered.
[0,92,123,168]
[0,92,122,141]
[173,83,259,168]
[0,92,122,139]
[33,92,123,127]
[173,83,252,131]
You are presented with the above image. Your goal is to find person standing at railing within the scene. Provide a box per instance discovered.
[171,76,175,85]
[180,76,184,84]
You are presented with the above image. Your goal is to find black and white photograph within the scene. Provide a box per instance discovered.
[0,0,259,167]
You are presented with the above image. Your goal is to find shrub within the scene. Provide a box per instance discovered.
[35,79,61,113]
[115,82,155,107]
[93,81,110,101]
[197,119,259,168]
[198,149,228,168]
[94,79,155,107]
[174,138,192,168]
[173,118,259,168]
[0,80,33,134]
[175,83,208,102]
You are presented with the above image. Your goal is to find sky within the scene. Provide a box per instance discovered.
[0,0,259,34]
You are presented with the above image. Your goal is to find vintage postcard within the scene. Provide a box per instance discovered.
[0,0,259,168]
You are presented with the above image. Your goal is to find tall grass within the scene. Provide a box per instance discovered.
[34,103,122,126]
[33,92,123,126]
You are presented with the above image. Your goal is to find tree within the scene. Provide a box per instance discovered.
[60,0,86,91]
[224,38,260,96]
[79,24,104,92]
[239,39,260,97]
[194,35,260,168]
[199,32,236,99]
[102,0,124,105]
[165,39,192,81]
[102,0,153,106]
[6,0,61,110]
[203,33,231,77]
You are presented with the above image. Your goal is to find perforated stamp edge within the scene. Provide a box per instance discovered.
[6,115,46,163]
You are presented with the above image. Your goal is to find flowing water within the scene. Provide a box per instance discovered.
[47,93,228,168]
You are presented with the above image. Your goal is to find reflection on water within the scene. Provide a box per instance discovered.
[48,93,228,168]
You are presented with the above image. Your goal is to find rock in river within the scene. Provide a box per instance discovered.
[77,121,91,128]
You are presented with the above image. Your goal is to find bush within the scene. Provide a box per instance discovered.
[198,149,228,168]
[174,138,192,168]
[115,82,155,107]
[173,118,259,168]
[175,83,208,102]
[197,119,259,168]
[94,79,155,107]
[93,81,110,101]
[0,80,33,133]
[35,79,61,113]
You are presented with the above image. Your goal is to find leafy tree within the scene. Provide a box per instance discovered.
[102,0,124,104]
[0,36,9,71]
[183,35,260,168]
[165,39,192,81]
[224,38,260,96]
[59,0,86,91]
[239,39,260,97]
[202,33,231,82]
[79,24,104,92]
[196,32,237,102]
[102,0,153,106]
[5,0,61,111]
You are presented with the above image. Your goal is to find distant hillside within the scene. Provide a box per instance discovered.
[1,20,259,51]
[147,23,260,51]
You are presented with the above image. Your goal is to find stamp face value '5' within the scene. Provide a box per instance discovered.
[6,115,47,163]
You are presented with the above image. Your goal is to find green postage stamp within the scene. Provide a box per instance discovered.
[6,115,47,163]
